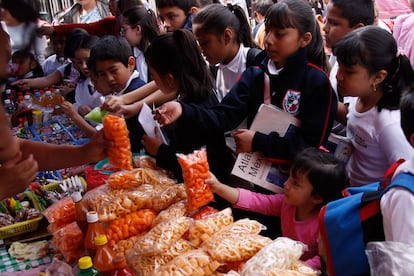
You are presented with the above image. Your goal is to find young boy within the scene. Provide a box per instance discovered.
[155,0,200,32]
[380,87,414,243]
[87,35,146,152]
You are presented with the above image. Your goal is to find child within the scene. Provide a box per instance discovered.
[155,0,336,167]
[393,0,414,69]
[42,33,70,76]
[9,50,44,81]
[155,0,200,32]
[207,147,347,270]
[334,26,414,186]
[381,86,414,243]
[141,29,233,183]
[251,0,274,49]
[192,3,260,101]
[87,35,146,152]
[120,6,160,83]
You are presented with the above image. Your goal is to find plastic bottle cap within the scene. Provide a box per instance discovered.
[78,256,93,270]
[86,211,99,223]
[94,234,108,245]
[112,255,127,268]
[70,191,82,203]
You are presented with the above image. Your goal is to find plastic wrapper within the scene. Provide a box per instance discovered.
[177,148,214,212]
[132,216,191,256]
[113,235,143,257]
[152,200,188,227]
[52,221,84,265]
[151,183,187,212]
[106,209,157,247]
[103,114,133,170]
[0,213,15,227]
[128,239,192,276]
[151,249,220,276]
[107,168,176,189]
[366,241,414,276]
[43,196,75,233]
[82,184,125,211]
[191,206,219,220]
[187,207,233,247]
[241,237,316,276]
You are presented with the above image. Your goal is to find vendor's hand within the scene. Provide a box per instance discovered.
[61,101,77,118]
[153,101,182,127]
[78,105,92,117]
[0,152,38,200]
[81,130,113,163]
[11,79,32,91]
[141,127,163,156]
[233,129,255,153]
[102,95,125,113]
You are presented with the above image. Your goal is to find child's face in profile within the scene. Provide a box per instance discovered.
[323,3,354,48]
[157,6,188,32]
[283,172,316,208]
[11,56,35,78]
[336,63,375,98]
[148,65,178,94]
[94,57,135,93]
[193,23,227,66]
[71,48,91,77]
[51,35,66,58]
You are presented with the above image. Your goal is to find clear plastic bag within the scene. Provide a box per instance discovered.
[152,200,188,227]
[366,241,414,276]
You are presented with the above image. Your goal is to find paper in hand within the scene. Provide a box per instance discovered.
[138,102,169,145]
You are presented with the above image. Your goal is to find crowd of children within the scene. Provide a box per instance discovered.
[1,0,414,274]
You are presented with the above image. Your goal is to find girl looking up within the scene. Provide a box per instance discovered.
[207,147,347,270]
[141,29,233,183]
[120,6,160,83]
[193,3,260,101]
[334,25,414,186]
[154,0,336,168]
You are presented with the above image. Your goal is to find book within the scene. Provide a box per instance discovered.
[231,104,301,193]
[138,103,169,145]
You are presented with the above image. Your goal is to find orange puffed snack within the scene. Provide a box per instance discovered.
[106,209,157,247]
[103,114,133,170]
[177,148,214,212]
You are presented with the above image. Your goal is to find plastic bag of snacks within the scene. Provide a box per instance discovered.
[152,249,220,276]
[106,209,157,247]
[241,237,317,276]
[187,207,233,247]
[151,200,188,227]
[52,221,84,265]
[43,196,75,233]
[107,168,176,189]
[132,216,191,255]
[177,148,213,212]
[82,184,126,211]
[151,184,187,212]
[103,114,133,170]
[128,239,192,275]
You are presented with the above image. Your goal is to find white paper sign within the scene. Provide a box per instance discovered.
[138,102,168,145]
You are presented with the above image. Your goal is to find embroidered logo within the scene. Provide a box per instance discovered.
[283,89,301,115]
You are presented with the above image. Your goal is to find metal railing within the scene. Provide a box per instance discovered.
[39,0,75,23]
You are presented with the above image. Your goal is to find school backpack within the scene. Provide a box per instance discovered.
[318,159,414,276]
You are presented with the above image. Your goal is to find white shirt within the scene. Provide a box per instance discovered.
[134,47,148,83]
[346,105,414,186]
[112,70,140,96]
[42,54,67,76]
[215,44,249,102]
[381,155,414,243]
[73,77,104,112]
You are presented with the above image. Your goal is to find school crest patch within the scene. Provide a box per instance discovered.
[283,89,301,115]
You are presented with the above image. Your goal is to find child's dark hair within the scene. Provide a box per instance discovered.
[145,29,214,103]
[1,0,40,22]
[87,35,133,73]
[334,26,414,111]
[118,0,143,14]
[291,147,347,206]
[329,0,375,28]
[64,28,98,59]
[122,7,160,52]
[265,0,327,71]
[11,50,44,78]
[400,86,414,142]
[155,0,200,12]
[193,3,257,48]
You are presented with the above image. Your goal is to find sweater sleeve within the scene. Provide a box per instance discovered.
[234,188,284,216]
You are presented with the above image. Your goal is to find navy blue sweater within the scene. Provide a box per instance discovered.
[178,48,337,163]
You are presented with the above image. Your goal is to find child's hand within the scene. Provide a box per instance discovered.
[102,95,124,113]
[233,129,254,153]
[141,127,164,156]
[78,105,92,117]
[205,172,220,193]
[61,101,77,118]
[153,101,182,127]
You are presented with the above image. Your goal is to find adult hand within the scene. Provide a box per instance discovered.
[233,129,255,153]
[0,152,38,200]
[153,101,182,127]
[141,127,163,156]
[81,130,112,163]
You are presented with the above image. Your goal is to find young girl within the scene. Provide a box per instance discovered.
[207,147,347,270]
[192,3,260,101]
[155,0,336,167]
[9,50,44,81]
[120,6,160,83]
[141,29,233,183]
[334,26,414,186]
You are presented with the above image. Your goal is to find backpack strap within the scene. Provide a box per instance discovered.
[383,172,414,195]
[246,47,262,68]
[383,158,406,188]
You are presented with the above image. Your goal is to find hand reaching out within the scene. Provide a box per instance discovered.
[233,129,255,153]
[153,101,182,127]
[141,127,164,156]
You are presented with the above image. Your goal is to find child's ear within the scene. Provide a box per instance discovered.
[135,25,142,34]
[300,32,312,48]
[223,27,233,45]
[189,6,199,14]
[351,22,365,30]
[127,56,135,71]
[166,73,177,89]
[373,69,388,86]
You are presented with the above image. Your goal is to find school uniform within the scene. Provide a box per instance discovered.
[178,48,337,163]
